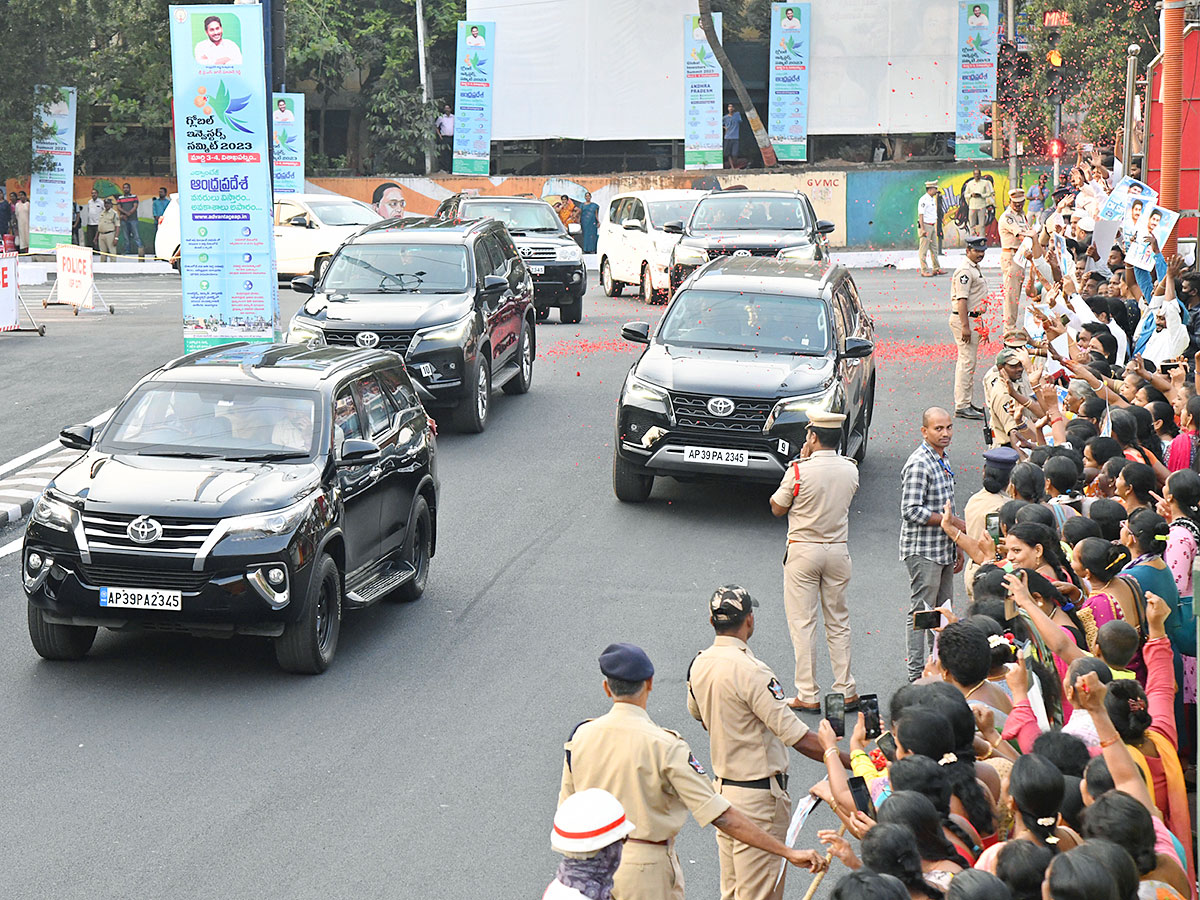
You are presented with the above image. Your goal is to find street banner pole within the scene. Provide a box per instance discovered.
[29,87,77,253]
[452,20,495,176]
[169,3,280,352]
[684,12,723,169]
[768,3,810,162]
[271,92,305,193]
[954,2,998,161]
[1121,44,1140,180]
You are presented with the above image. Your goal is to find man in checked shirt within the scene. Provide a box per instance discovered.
[899,407,967,681]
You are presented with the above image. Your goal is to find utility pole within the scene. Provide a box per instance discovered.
[1006,0,1018,185]
[1121,44,1140,181]
[1160,2,1183,255]
[415,0,433,175]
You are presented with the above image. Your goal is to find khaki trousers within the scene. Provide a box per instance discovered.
[999,249,1021,330]
[613,839,685,900]
[917,226,939,273]
[968,207,987,235]
[784,542,855,703]
[97,230,117,257]
[949,314,980,411]
[716,781,791,900]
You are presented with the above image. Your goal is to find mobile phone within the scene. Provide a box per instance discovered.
[985,512,1001,543]
[1004,592,1017,621]
[824,692,846,738]
[848,775,877,819]
[913,609,941,630]
[1160,360,1183,373]
[876,731,898,762]
[860,694,882,740]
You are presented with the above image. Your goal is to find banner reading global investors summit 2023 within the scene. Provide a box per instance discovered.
[169,5,279,352]
[684,13,722,169]
[955,0,998,160]
[768,4,810,162]
[453,21,495,175]
[272,92,305,194]
[30,86,77,251]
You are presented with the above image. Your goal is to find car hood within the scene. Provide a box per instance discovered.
[301,292,473,330]
[634,344,834,398]
[680,230,813,251]
[509,232,574,246]
[51,453,323,519]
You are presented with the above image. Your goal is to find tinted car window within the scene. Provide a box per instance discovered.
[658,289,829,354]
[609,199,624,221]
[627,199,645,222]
[647,199,700,228]
[835,284,858,333]
[333,386,364,446]
[378,366,418,411]
[356,374,395,436]
[480,234,507,275]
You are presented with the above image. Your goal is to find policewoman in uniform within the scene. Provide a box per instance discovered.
[950,235,989,420]
[687,586,844,900]
[544,789,636,900]
[559,643,825,900]
[998,188,1030,330]
[768,411,860,712]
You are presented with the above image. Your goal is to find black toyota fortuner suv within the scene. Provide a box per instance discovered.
[23,343,438,674]
[666,190,835,293]
[436,194,587,323]
[613,255,875,502]
[288,217,536,433]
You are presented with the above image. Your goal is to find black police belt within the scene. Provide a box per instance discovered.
[952,304,984,317]
[720,773,788,791]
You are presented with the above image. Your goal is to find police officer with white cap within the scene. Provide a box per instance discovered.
[950,235,989,421]
[687,586,847,900]
[544,789,637,900]
[769,411,860,712]
[559,643,826,900]
[999,187,1031,329]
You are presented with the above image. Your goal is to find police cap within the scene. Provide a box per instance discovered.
[964,236,987,250]
[982,446,1019,472]
[599,643,654,682]
[807,410,847,428]
[710,584,759,624]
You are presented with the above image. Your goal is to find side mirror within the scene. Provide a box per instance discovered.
[622,218,644,231]
[291,275,315,295]
[568,223,581,235]
[287,214,310,228]
[621,321,651,344]
[337,438,381,467]
[816,220,836,235]
[482,274,508,294]
[662,221,685,235]
[841,337,874,359]
[59,424,94,450]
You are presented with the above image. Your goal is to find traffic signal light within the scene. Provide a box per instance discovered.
[1048,137,1065,159]
[978,102,993,140]
[1045,30,1063,67]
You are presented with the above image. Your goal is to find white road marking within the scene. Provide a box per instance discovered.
[0,488,44,500]
[0,536,23,558]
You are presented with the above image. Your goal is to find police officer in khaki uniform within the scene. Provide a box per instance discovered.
[998,188,1030,330]
[951,235,989,420]
[768,411,860,712]
[983,347,1032,450]
[687,586,845,900]
[559,643,825,900]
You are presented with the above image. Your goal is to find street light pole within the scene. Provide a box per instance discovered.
[1053,101,1062,187]
[1122,44,1140,180]
[415,0,433,175]
[1007,0,1018,185]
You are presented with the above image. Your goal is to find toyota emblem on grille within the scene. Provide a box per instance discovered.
[127,516,163,545]
[355,331,380,349]
[732,249,751,257]
[519,246,534,257]
[707,397,735,417]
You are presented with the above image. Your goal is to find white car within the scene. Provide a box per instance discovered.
[154,192,383,277]
[597,190,704,303]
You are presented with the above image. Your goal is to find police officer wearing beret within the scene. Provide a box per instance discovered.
[687,586,848,900]
[560,643,826,900]
[958,446,1018,599]
[951,235,989,421]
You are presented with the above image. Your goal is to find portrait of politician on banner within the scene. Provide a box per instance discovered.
[194,13,243,66]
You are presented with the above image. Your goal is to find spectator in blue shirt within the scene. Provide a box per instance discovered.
[722,104,741,169]
[151,187,170,246]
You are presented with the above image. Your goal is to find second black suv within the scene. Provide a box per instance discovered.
[436,194,586,323]
[23,343,438,674]
[288,217,536,433]
[666,190,835,292]
[613,255,875,501]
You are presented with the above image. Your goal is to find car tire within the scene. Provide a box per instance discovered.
[275,552,341,674]
[27,602,96,661]
[502,320,534,395]
[452,352,491,433]
[613,451,654,502]
[854,379,875,465]
[640,264,656,304]
[392,497,432,603]
[561,292,583,325]
[601,259,623,297]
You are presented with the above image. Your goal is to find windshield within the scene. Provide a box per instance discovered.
[322,244,470,293]
[307,200,383,227]
[647,199,700,228]
[460,201,563,233]
[657,289,829,355]
[690,196,811,232]
[100,383,318,459]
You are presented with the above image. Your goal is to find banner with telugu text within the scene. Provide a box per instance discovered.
[954,1,998,161]
[272,92,305,194]
[29,87,77,252]
[453,20,495,176]
[684,13,723,169]
[169,4,279,352]
[768,4,809,162]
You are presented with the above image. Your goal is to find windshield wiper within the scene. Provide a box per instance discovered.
[223,451,311,462]
[528,226,561,232]
[134,449,221,458]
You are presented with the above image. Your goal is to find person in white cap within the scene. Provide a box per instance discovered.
[998,188,1031,329]
[916,181,944,277]
[545,788,637,900]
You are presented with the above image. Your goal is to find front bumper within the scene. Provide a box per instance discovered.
[527,261,586,305]
[407,344,471,405]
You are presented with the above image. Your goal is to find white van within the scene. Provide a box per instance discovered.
[597,190,704,303]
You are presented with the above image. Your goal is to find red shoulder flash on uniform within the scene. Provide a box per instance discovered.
[793,461,802,497]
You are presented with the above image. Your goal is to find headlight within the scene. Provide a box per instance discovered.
[31,491,79,533]
[410,313,474,355]
[777,244,817,261]
[219,496,313,544]
[672,245,707,266]
[765,383,838,431]
[557,244,583,262]
[287,320,324,344]
[622,373,672,419]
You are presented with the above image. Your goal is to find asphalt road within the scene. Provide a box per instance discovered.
[0,269,990,899]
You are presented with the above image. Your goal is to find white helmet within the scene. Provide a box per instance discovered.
[551,789,636,854]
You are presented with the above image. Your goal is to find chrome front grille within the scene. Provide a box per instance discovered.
[81,511,218,557]
[518,245,556,260]
[669,393,775,432]
[324,329,416,355]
